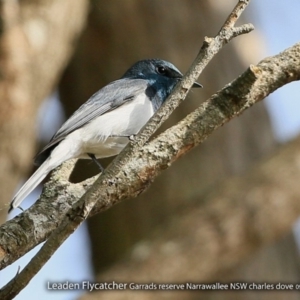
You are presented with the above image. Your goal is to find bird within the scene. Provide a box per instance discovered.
[9,59,202,212]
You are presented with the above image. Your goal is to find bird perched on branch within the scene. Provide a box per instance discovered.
[9,59,202,212]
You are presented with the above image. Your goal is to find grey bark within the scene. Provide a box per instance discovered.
[0,42,299,271]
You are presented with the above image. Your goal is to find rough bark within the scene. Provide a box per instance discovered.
[60,0,275,274]
[0,1,298,298]
[0,42,299,271]
[98,134,300,283]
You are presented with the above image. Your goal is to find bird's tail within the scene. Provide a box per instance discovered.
[9,159,52,213]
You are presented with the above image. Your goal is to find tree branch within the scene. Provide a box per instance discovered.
[1,0,299,297]
[0,38,300,297]
[1,41,300,298]
[90,41,300,215]
[82,134,300,300]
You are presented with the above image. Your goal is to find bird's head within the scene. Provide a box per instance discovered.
[122,59,202,88]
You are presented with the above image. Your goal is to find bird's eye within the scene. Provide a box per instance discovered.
[156,66,167,75]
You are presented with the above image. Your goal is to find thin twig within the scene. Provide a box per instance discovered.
[222,0,250,29]
[0,1,253,298]
[125,0,253,151]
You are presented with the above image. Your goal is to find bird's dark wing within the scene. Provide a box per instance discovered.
[34,78,148,165]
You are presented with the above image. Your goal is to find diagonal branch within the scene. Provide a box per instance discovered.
[91,42,300,215]
[0,38,299,295]
[1,0,297,297]
[128,0,253,152]
[89,132,300,296]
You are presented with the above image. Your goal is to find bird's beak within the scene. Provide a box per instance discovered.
[176,76,202,88]
[192,82,203,88]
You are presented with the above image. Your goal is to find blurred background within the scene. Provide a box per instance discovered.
[1,0,300,299]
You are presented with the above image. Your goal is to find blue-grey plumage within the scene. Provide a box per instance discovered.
[9,59,202,212]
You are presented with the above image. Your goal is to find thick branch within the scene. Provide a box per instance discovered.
[0,159,97,268]
[85,133,300,300]
[1,3,300,298]
[1,41,299,272]
[0,1,253,297]
[91,42,300,214]
[0,0,254,271]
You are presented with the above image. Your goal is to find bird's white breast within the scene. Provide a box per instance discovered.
[76,94,154,158]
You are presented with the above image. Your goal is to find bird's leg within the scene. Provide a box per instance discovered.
[88,153,104,172]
